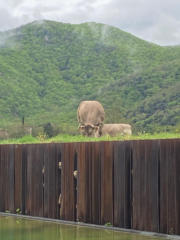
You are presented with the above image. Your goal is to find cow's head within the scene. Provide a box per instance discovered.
[78,124,99,137]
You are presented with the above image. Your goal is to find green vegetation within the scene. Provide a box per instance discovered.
[0,132,180,144]
[104,222,113,227]
[0,20,180,134]
[16,208,22,215]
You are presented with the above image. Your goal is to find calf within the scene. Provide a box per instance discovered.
[95,124,132,137]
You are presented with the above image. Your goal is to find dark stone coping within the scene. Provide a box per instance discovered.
[0,212,179,239]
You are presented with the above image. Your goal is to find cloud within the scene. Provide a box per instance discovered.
[148,14,180,45]
[0,0,180,45]
[0,8,21,30]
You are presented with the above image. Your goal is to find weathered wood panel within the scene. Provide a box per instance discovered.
[44,143,59,219]
[175,138,180,235]
[55,143,61,219]
[139,140,146,231]
[0,145,1,212]
[91,141,101,225]
[145,140,158,232]
[124,140,132,229]
[60,143,77,221]
[132,140,159,232]
[159,138,180,235]
[77,142,92,223]
[132,140,139,230]
[159,139,167,234]
[114,141,131,228]
[0,139,180,235]
[14,144,23,214]
[8,145,15,214]
[101,141,113,225]
[167,139,176,235]
[0,145,7,212]
[35,144,44,217]
[26,144,36,216]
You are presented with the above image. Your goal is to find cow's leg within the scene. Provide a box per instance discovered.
[58,194,61,205]
[58,162,62,169]
[98,122,104,137]
[73,170,77,179]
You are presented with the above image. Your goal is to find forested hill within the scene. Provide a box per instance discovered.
[0,20,180,133]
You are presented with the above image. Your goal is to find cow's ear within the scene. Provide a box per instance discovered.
[94,126,99,132]
[78,126,84,131]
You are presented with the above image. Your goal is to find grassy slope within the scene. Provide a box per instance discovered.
[0,20,180,133]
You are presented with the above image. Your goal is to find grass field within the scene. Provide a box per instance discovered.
[0,132,180,144]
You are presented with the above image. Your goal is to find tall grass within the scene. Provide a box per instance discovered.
[0,132,180,144]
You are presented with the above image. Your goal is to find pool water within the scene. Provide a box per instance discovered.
[0,216,169,240]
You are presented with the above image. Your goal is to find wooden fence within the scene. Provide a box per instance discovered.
[0,139,180,235]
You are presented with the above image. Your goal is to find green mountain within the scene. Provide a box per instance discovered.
[0,20,180,134]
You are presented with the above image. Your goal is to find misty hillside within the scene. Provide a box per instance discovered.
[0,20,180,133]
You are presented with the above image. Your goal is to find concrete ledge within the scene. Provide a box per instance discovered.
[0,212,179,239]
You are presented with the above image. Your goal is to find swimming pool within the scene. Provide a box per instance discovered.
[0,215,176,240]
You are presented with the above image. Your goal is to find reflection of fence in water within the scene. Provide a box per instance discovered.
[0,139,180,235]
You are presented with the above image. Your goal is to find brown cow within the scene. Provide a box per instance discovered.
[95,123,132,137]
[77,101,105,137]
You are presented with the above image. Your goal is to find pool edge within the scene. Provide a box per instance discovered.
[0,212,179,239]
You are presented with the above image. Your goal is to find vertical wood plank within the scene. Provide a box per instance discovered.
[15,144,23,214]
[51,143,58,219]
[151,140,159,232]
[43,143,48,218]
[114,141,125,228]
[26,144,37,216]
[26,144,31,215]
[145,140,159,232]
[91,141,101,225]
[6,145,10,212]
[85,142,92,223]
[1,145,7,212]
[0,145,1,212]
[167,139,176,235]
[4,145,9,212]
[8,144,15,213]
[175,138,180,235]
[77,142,86,223]
[64,143,76,221]
[35,144,44,217]
[44,143,57,219]
[124,140,132,229]
[55,143,62,219]
[159,139,167,233]
[64,143,71,221]
[101,141,113,225]
[77,142,92,223]
[138,140,146,231]
[132,140,139,230]
[74,143,78,222]
[48,143,54,219]
[22,144,27,215]
[60,143,65,220]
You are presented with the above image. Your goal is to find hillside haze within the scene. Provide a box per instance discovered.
[0,20,180,133]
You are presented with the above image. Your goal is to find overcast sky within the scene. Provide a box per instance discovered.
[0,0,180,46]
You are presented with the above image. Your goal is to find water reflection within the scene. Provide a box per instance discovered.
[0,216,166,240]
